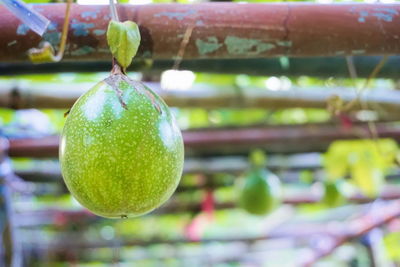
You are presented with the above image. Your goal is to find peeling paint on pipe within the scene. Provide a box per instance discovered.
[0,3,399,62]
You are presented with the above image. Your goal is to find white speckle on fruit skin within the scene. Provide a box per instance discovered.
[59,75,184,218]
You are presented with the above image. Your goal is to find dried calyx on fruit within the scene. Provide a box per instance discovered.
[59,8,184,218]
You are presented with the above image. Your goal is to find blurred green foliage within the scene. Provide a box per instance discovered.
[324,139,399,197]
[384,231,400,261]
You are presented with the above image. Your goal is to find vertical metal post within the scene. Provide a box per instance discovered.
[360,228,394,267]
[0,138,21,267]
[360,232,377,267]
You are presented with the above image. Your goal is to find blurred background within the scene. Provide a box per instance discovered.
[1,0,400,266]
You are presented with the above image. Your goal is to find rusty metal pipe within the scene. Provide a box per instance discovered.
[1,3,400,62]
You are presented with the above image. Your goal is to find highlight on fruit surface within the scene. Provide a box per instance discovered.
[60,71,184,218]
[238,150,282,216]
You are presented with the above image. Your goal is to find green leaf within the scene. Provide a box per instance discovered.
[350,162,384,197]
[107,20,141,69]
[324,139,399,197]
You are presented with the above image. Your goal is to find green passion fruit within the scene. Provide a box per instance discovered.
[60,73,184,218]
[238,168,282,216]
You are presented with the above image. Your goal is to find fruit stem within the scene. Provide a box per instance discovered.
[111,58,125,75]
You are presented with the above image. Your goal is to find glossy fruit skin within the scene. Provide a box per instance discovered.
[239,168,282,215]
[60,74,184,218]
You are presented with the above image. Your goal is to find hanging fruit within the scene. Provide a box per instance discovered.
[59,3,184,218]
[238,150,282,216]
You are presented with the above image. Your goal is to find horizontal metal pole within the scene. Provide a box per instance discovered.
[14,193,400,227]
[13,153,322,183]
[0,56,397,77]
[1,80,400,113]
[1,3,400,62]
[7,122,400,157]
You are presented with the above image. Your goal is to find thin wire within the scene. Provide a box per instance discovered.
[109,0,120,22]
[344,56,360,113]
[361,55,388,90]
[359,55,389,143]
[345,55,390,150]
[345,56,358,80]
[54,0,73,61]
[173,25,195,70]
[343,55,389,112]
